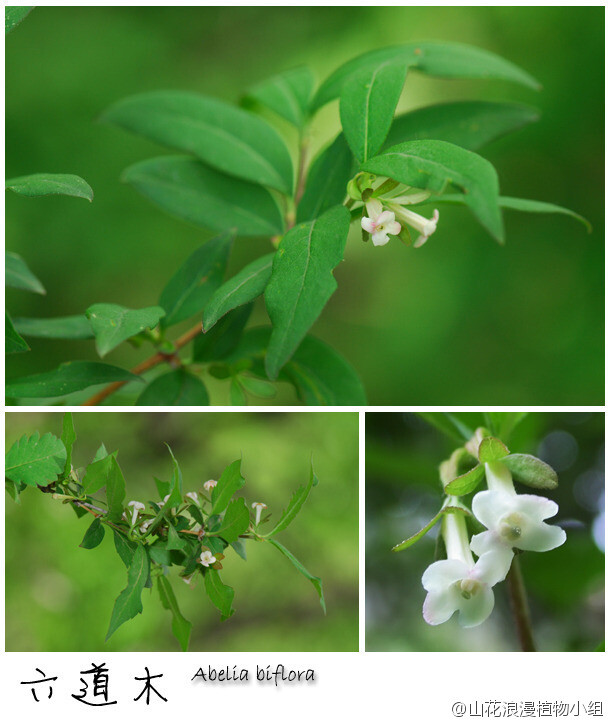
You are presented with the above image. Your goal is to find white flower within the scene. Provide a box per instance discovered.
[203,480,217,493]
[361,199,402,246]
[199,550,216,567]
[186,491,199,505]
[252,501,267,526]
[127,500,145,527]
[156,494,170,508]
[139,520,152,534]
[181,574,194,585]
[389,204,439,248]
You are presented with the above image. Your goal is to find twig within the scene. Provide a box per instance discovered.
[506,556,537,652]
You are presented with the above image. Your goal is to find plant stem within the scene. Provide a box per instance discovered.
[82,322,202,406]
[506,556,537,651]
[294,135,309,208]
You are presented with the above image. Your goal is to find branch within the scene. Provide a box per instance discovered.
[506,556,537,652]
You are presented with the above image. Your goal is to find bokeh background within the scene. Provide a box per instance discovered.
[5,411,358,651]
[5,6,604,405]
[366,412,605,652]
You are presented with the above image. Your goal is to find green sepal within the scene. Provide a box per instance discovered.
[478,436,510,463]
[444,463,485,496]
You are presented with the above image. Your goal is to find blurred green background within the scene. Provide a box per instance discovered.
[5,6,603,404]
[366,412,604,652]
[5,411,359,651]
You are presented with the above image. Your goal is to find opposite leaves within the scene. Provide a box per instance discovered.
[106,544,150,640]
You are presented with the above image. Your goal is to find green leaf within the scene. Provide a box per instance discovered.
[444,463,485,496]
[160,232,233,328]
[136,369,209,406]
[384,101,539,152]
[113,529,137,569]
[417,413,474,444]
[297,133,356,224]
[244,66,315,128]
[149,543,172,566]
[230,539,247,561]
[86,303,164,357]
[5,432,67,487]
[6,6,34,34]
[6,313,30,354]
[392,508,445,552]
[5,251,45,294]
[267,461,318,537]
[486,412,529,441]
[439,447,477,486]
[13,315,93,340]
[193,304,253,363]
[166,522,186,551]
[164,444,184,509]
[502,453,559,490]
[82,453,115,495]
[123,156,284,237]
[106,544,150,640]
[61,412,77,477]
[478,436,510,463]
[238,375,276,399]
[229,379,246,406]
[312,41,540,111]
[106,456,127,521]
[157,575,192,652]
[213,498,250,543]
[340,58,408,162]
[104,90,294,194]
[211,459,245,515]
[92,443,108,463]
[362,139,504,243]
[204,568,235,621]
[6,361,140,399]
[6,173,93,201]
[202,253,274,332]
[265,205,351,379]
[268,539,325,613]
[80,518,105,549]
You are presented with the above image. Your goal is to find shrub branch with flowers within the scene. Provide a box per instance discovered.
[6,9,589,405]
[5,413,325,651]
[394,413,566,650]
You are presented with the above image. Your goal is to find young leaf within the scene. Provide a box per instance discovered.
[416,413,474,444]
[113,529,137,569]
[362,139,504,243]
[6,6,34,34]
[268,539,325,613]
[82,452,115,495]
[444,463,485,496]
[202,253,274,332]
[6,361,140,399]
[238,375,276,399]
[478,436,510,463]
[212,498,250,543]
[244,66,315,128]
[229,379,247,406]
[502,453,559,490]
[61,412,77,477]
[80,518,105,549]
[157,575,192,652]
[312,41,540,111]
[13,315,94,340]
[384,101,539,152]
[6,313,30,354]
[486,412,529,441]
[5,251,45,294]
[5,173,93,201]
[106,456,127,521]
[167,522,186,551]
[193,304,253,363]
[5,432,67,487]
[164,444,184,509]
[106,544,150,640]
[159,232,233,328]
[211,459,245,515]
[93,443,109,463]
[392,508,445,552]
[123,156,284,237]
[267,462,318,537]
[154,476,170,500]
[265,204,351,379]
[439,447,477,486]
[136,369,209,406]
[86,303,165,357]
[204,568,235,621]
[340,58,408,162]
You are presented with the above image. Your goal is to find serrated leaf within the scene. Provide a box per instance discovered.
[478,436,510,463]
[160,232,233,327]
[106,456,127,521]
[82,453,115,494]
[211,459,245,515]
[340,58,408,162]
[61,412,76,477]
[193,304,252,363]
[312,41,540,111]
[157,575,192,652]
[113,529,137,569]
[6,173,93,200]
[362,139,504,243]
[297,133,356,224]
[384,101,539,152]
[136,369,209,405]
[265,204,351,379]
[444,463,485,496]
[202,253,274,332]
[86,303,165,357]
[5,251,45,294]
[6,6,34,34]
[502,453,558,490]
[213,498,250,543]
[106,544,149,640]
[204,568,235,620]
[167,522,186,551]
[123,156,284,236]
[80,518,105,549]
[245,66,315,128]
[13,315,93,340]
[268,462,318,537]
[268,539,325,613]
[5,432,67,487]
[6,312,29,354]
[6,361,140,399]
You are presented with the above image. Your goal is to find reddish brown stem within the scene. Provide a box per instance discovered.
[506,556,537,652]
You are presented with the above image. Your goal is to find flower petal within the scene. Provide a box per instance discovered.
[471,549,513,585]
[361,216,376,233]
[386,220,402,236]
[457,586,495,628]
[472,490,514,529]
[365,198,383,219]
[372,230,390,246]
[513,494,559,521]
[377,210,396,225]
[518,521,566,552]
[423,588,461,625]
[470,530,504,558]
[422,558,468,591]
